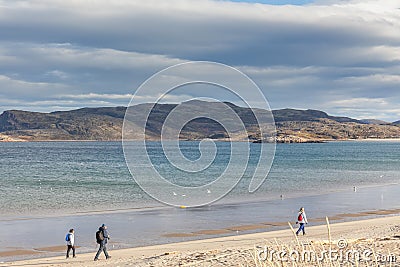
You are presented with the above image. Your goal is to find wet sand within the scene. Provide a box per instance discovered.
[1,207,400,262]
[160,208,400,239]
[1,215,400,266]
[1,183,400,264]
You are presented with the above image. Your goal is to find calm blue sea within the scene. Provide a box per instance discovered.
[1,141,399,217]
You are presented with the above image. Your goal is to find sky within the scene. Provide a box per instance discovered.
[0,0,399,121]
[223,0,314,5]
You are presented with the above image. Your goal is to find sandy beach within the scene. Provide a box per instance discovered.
[2,215,399,267]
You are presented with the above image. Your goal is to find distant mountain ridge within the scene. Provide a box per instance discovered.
[0,101,399,142]
[359,119,390,125]
[272,108,360,123]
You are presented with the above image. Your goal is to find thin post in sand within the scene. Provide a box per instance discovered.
[326,216,332,249]
[288,222,300,248]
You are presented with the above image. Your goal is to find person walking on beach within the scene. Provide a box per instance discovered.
[94,224,111,261]
[65,229,76,258]
[296,207,308,236]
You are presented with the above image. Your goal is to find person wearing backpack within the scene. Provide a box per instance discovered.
[94,224,111,261]
[295,207,308,236]
[65,229,76,258]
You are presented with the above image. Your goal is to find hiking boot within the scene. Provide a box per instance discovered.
[106,256,112,259]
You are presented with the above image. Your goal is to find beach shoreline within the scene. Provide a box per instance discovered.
[1,182,400,263]
[1,141,400,265]
[1,206,399,263]
[2,215,400,266]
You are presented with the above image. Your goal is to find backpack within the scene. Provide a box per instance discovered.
[96,230,104,244]
[298,213,303,222]
[65,233,70,242]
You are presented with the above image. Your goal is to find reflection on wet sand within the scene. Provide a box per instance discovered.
[162,208,400,239]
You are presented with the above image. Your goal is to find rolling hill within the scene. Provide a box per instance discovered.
[0,101,399,142]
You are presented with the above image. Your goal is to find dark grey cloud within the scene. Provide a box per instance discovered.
[0,0,399,121]
[1,1,398,66]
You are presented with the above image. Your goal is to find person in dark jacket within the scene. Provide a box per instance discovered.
[94,224,111,261]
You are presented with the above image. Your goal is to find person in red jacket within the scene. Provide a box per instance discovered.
[296,207,308,236]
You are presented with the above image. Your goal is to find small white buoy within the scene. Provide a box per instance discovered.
[173,192,177,196]
[207,189,211,194]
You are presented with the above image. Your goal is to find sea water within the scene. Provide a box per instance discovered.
[0,141,399,217]
[1,140,400,261]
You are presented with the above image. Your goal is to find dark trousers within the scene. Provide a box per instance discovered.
[95,242,109,259]
[296,223,306,235]
[66,245,75,258]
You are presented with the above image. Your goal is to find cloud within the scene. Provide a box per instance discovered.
[325,97,400,121]
[0,43,185,97]
[239,63,400,120]
[59,93,133,100]
[0,0,399,120]
[1,0,399,65]
[0,74,68,98]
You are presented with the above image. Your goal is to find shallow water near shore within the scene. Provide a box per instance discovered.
[1,183,400,262]
[1,140,400,261]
